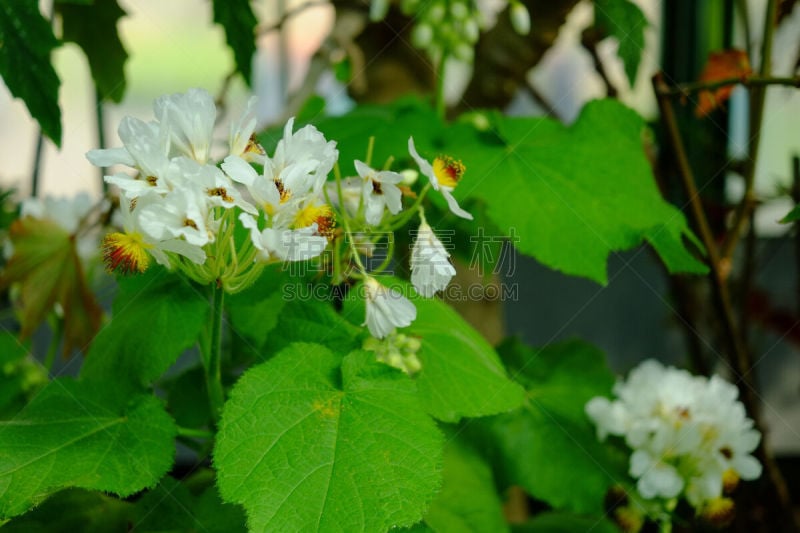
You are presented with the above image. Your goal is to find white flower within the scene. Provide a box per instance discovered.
[410,220,456,297]
[238,213,328,263]
[228,96,265,162]
[355,160,403,225]
[362,276,417,339]
[585,360,762,509]
[173,157,255,214]
[154,88,216,164]
[324,176,362,218]
[268,118,338,196]
[103,194,206,273]
[408,137,473,220]
[137,187,211,247]
[88,117,173,197]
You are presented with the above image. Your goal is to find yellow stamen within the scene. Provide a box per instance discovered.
[102,232,151,274]
[433,156,465,188]
[294,203,335,237]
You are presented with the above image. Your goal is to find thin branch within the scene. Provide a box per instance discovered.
[94,88,108,193]
[735,0,753,61]
[654,74,799,97]
[654,69,798,531]
[720,0,779,261]
[30,133,45,198]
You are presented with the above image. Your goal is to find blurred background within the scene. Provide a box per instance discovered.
[1,0,799,452]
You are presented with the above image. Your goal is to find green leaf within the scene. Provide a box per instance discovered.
[341,278,524,422]
[263,296,363,357]
[81,268,208,395]
[475,338,627,514]
[781,203,800,224]
[0,0,62,145]
[214,344,444,532]
[163,366,211,429]
[447,100,708,284]
[512,511,619,533]
[212,0,257,85]
[408,293,525,423]
[58,0,128,102]
[0,378,176,519]
[423,437,509,533]
[227,265,290,350]
[594,0,648,87]
[262,98,443,170]
[1,488,135,533]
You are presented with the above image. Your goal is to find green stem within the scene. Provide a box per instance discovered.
[204,283,226,424]
[176,426,214,439]
[388,182,432,230]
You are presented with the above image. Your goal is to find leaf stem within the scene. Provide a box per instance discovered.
[176,426,214,440]
[204,283,226,424]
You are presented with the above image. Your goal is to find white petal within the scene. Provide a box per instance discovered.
[408,137,438,190]
[86,147,135,167]
[442,189,473,220]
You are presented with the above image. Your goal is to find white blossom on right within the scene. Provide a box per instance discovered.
[410,220,455,297]
[363,276,417,339]
[585,360,762,510]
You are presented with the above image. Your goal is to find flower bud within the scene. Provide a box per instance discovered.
[510,2,531,36]
[370,0,390,21]
[412,24,434,49]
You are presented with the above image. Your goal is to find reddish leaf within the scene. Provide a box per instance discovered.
[0,217,102,357]
[695,49,752,118]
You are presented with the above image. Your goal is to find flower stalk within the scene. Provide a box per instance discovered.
[204,282,226,423]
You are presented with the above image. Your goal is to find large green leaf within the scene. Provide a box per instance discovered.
[423,437,509,533]
[447,100,708,284]
[474,338,627,514]
[58,0,128,103]
[80,268,208,395]
[594,0,648,87]
[342,279,524,422]
[0,378,176,519]
[212,0,257,85]
[0,0,62,146]
[214,344,443,532]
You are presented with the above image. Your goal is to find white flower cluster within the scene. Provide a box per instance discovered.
[586,360,762,509]
[87,88,475,346]
[86,89,337,289]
